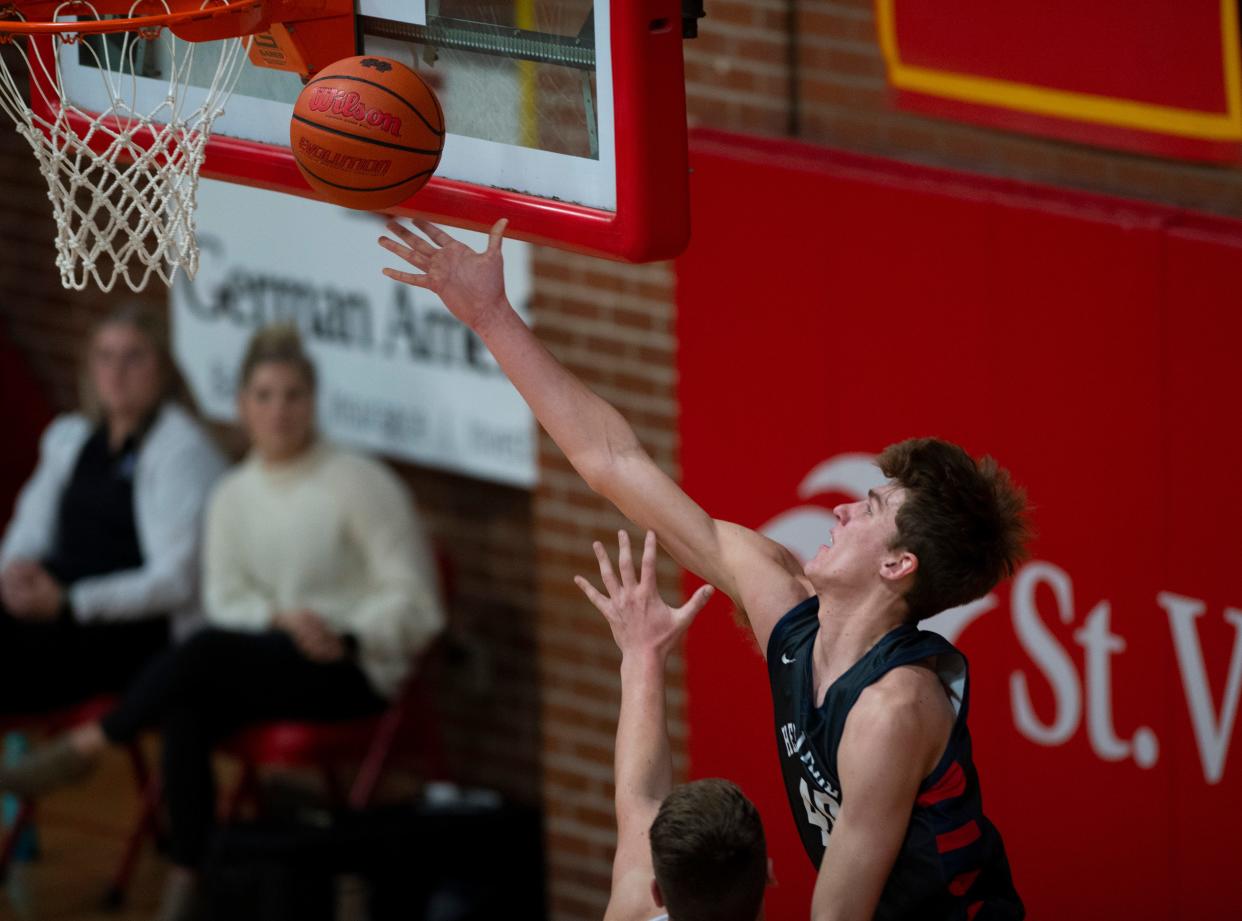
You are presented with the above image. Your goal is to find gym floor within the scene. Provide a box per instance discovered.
[3,745,189,921]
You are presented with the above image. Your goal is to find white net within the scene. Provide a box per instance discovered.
[0,1,251,291]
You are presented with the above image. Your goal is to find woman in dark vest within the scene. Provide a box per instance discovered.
[0,304,226,712]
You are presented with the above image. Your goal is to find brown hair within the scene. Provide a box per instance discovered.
[79,301,195,422]
[649,779,766,921]
[877,437,1031,622]
[237,324,317,391]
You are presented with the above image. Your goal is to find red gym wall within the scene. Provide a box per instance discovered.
[677,130,1242,921]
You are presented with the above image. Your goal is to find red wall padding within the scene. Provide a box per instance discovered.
[676,129,1242,921]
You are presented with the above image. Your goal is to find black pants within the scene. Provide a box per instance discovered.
[100,628,386,868]
[0,604,169,714]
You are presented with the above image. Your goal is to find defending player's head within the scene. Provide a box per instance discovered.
[876,437,1030,621]
[649,778,767,921]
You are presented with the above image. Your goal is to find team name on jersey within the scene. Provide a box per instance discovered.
[781,721,843,846]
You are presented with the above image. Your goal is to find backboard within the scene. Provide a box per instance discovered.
[49,0,691,262]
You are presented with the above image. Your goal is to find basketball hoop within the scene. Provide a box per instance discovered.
[0,0,354,291]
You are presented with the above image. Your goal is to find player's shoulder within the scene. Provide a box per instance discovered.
[852,662,951,738]
[844,661,956,783]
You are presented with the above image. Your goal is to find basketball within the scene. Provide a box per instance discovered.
[290,55,444,211]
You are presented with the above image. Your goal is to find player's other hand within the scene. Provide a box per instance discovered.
[378,217,509,332]
[575,530,715,661]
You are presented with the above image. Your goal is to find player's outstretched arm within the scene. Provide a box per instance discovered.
[379,220,808,652]
[575,530,715,921]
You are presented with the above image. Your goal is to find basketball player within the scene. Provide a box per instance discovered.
[378,219,1027,920]
[577,529,767,921]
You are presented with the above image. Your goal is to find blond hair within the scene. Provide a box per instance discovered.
[237,324,317,391]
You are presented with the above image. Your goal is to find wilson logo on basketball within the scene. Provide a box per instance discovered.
[308,88,402,137]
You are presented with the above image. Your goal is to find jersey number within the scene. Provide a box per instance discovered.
[799,778,839,846]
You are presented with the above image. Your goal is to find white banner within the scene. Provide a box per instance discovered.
[172,179,536,488]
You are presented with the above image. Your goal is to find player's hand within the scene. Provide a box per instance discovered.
[378,218,510,332]
[575,530,715,660]
[274,609,346,663]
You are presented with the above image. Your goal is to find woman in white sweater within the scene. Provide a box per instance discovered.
[0,326,444,920]
[0,304,226,712]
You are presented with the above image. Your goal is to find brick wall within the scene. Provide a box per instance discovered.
[6,5,1242,920]
[529,251,683,917]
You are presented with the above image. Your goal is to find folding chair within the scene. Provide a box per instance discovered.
[90,552,455,899]
[220,645,449,819]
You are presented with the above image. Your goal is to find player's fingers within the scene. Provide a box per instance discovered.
[592,541,621,596]
[411,218,453,247]
[383,220,430,251]
[382,267,432,287]
[616,530,636,589]
[395,228,437,260]
[487,218,509,254]
[573,575,612,616]
[677,584,716,623]
[377,235,430,268]
[639,530,657,586]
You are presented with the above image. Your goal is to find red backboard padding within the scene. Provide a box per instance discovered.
[676,129,1242,920]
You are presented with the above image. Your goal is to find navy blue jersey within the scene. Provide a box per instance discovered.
[767,597,1023,921]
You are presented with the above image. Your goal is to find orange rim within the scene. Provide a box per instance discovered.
[0,0,262,36]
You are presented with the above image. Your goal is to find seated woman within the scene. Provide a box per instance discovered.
[0,324,445,920]
[0,304,226,712]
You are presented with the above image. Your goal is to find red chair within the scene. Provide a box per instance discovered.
[0,695,158,906]
[95,554,454,902]
[92,644,450,909]
[88,644,450,907]
[220,644,449,818]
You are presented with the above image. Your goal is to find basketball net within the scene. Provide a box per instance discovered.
[0,1,250,291]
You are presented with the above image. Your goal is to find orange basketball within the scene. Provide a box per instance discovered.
[290,56,445,211]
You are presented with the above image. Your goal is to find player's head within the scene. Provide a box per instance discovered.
[805,437,1029,622]
[649,778,767,921]
[237,323,318,462]
[80,301,183,423]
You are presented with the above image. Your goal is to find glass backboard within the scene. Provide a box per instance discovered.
[50,0,690,262]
